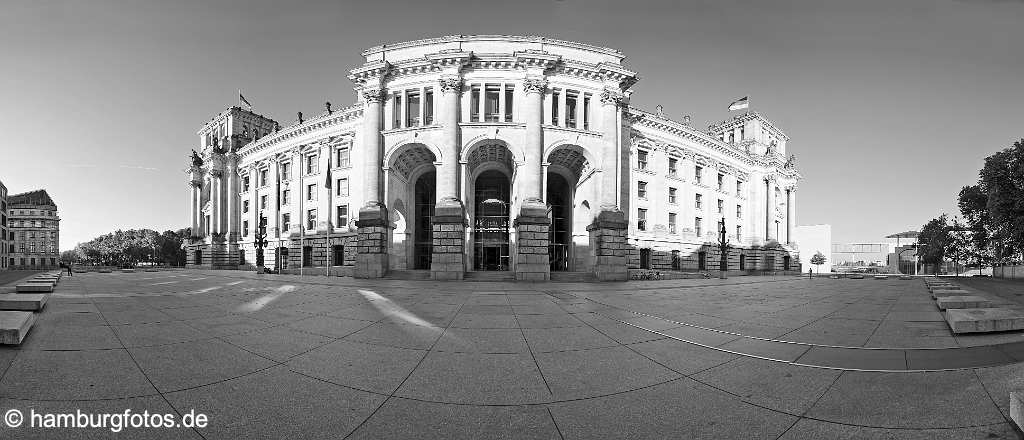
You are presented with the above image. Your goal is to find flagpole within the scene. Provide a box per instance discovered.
[326,152,332,278]
[299,161,304,278]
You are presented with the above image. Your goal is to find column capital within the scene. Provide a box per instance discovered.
[599,88,625,105]
[522,77,548,95]
[438,76,463,94]
[361,88,386,103]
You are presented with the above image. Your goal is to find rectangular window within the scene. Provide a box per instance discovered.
[243,200,249,213]
[332,245,345,266]
[393,92,402,128]
[717,199,724,214]
[336,205,348,228]
[470,85,481,121]
[729,131,735,143]
[638,181,647,199]
[485,85,500,122]
[424,88,434,125]
[307,184,316,201]
[736,180,743,196]
[406,90,421,126]
[582,94,591,130]
[281,162,291,181]
[668,158,677,176]
[668,187,677,204]
[336,148,350,168]
[695,194,702,209]
[260,169,269,187]
[669,213,677,234]
[718,174,724,191]
[260,195,268,211]
[695,217,703,237]
[504,85,514,121]
[281,213,290,232]
[637,208,647,231]
[736,204,742,218]
[637,150,648,170]
[695,166,703,184]
[306,154,318,175]
[306,209,317,230]
[566,91,578,128]
[243,221,249,236]
[551,89,560,125]
[282,189,290,206]
[243,176,250,192]
[736,225,742,240]
[337,178,349,196]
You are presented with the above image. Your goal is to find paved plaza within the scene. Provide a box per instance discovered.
[2,271,1024,439]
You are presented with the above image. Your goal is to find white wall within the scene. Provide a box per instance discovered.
[793,224,832,273]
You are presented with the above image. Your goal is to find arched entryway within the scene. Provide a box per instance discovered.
[547,173,572,271]
[413,171,435,269]
[473,170,511,271]
[386,143,438,270]
[544,144,594,272]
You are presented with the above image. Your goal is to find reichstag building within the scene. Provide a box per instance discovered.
[185,35,801,281]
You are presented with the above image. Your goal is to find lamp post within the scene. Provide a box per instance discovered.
[254,214,268,274]
[718,218,729,279]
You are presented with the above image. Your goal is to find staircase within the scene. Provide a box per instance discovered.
[385,270,431,280]
[463,271,515,282]
[550,271,596,282]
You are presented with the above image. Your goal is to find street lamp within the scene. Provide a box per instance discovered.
[254,214,268,274]
[717,218,729,279]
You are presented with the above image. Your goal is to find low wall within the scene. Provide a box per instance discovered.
[994,265,1024,279]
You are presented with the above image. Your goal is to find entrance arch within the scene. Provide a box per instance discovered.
[473,170,511,271]
[387,143,437,270]
[544,144,594,272]
[413,171,435,269]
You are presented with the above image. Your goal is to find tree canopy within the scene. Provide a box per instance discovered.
[67,228,189,267]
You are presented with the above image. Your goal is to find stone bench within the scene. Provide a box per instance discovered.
[849,274,865,279]
[873,275,889,279]
[899,275,914,280]
[0,311,37,345]
[16,283,53,293]
[0,294,48,311]
[936,295,993,310]
[932,289,970,299]
[945,308,1024,333]
[1012,392,1024,433]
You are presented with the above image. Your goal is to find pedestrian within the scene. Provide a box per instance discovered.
[808,267,813,279]
[67,262,73,276]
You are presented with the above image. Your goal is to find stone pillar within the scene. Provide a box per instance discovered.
[268,159,280,239]
[515,77,550,281]
[786,188,795,244]
[431,76,466,280]
[355,87,389,278]
[189,167,202,236]
[225,154,238,243]
[587,88,629,281]
[764,178,772,242]
[210,169,222,235]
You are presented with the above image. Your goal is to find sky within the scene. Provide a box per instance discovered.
[1,0,1022,250]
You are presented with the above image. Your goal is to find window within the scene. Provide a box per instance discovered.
[243,200,250,213]
[336,205,348,228]
[551,89,560,125]
[717,199,724,214]
[393,92,403,127]
[305,154,318,175]
[504,85,514,122]
[668,187,677,204]
[638,181,647,199]
[281,162,291,181]
[637,150,648,170]
[306,209,317,230]
[695,217,703,237]
[695,166,703,184]
[260,195,268,211]
[638,208,647,231]
[736,225,742,241]
[242,176,250,192]
[260,169,269,187]
[406,90,421,126]
[582,94,591,130]
[282,189,290,205]
[566,91,578,128]
[332,245,345,266]
[640,248,651,270]
[668,158,678,176]
[736,180,743,196]
[337,178,349,196]
[736,204,742,218]
[281,213,290,232]
[242,221,249,236]
[740,126,745,140]
[470,85,481,121]
[695,194,702,209]
[484,85,500,122]
[424,88,434,125]
[718,174,724,191]
[336,148,350,168]
[728,131,735,143]
[669,213,677,234]
[306,184,316,201]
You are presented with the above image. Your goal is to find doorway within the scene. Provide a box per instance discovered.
[547,173,572,271]
[473,170,510,271]
[414,171,435,269]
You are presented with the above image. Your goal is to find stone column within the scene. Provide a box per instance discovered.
[225,154,240,267]
[431,76,466,280]
[786,187,795,244]
[764,178,772,242]
[511,77,551,281]
[355,87,390,278]
[587,88,628,281]
[189,167,202,235]
[268,159,280,239]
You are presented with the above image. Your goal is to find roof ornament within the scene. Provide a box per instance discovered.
[784,154,797,169]
[297,111,304,124]
[325,101,333,114]
[683,115,691,126]
[655,105,665,118]
[191,149,204,168]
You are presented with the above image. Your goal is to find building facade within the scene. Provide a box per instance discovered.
[0,180,8,270]
[8,190,60,269]
[185,35,801,280]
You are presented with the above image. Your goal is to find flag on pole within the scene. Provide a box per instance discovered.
[239,90,252,109]
[728,96,749,111]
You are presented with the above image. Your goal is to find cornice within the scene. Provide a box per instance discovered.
[361,35,624,60]
[627,107,756,168]
[195,106,278,136]
[708,111,789,141]
[236,105,362,159]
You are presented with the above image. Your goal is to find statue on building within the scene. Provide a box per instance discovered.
[655,105,665,118]
[683,115,691,126]
[297,111,303,124]
[190,149,204,168]
[784,154,797,169]
[325,101,333,114]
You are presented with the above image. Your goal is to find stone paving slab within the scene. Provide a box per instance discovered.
[0,310,36,344]
[945,308,1024,334]
[932,289,970,299]
[935,295,992,310]
[15,283,53,293]
[0,293,47,311]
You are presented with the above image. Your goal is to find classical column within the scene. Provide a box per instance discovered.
[355,87,390,278]
[225,154,238,243]
[513,77,550,281]
[431,75,467,280]
[288,149,303,238]
[786,188,795,244]
[189,167,202,235]
[268,159,280,239]
[586,87,629,281]
[209,169,222,235]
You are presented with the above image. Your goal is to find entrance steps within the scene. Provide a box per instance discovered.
[464,271,515,282]
[550,271,596,282]
[386,270,431,280]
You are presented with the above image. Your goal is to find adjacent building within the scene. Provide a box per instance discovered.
[8,190,60,269]
[185,35,801,280]
[0,180,8,270]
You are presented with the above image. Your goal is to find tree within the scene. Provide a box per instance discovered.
[72,228,188,267]
[979,139,1024,261]
[810,251,826,274]
[946,218,971,277]
[957,184,991,267]
[919,214,950,275]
